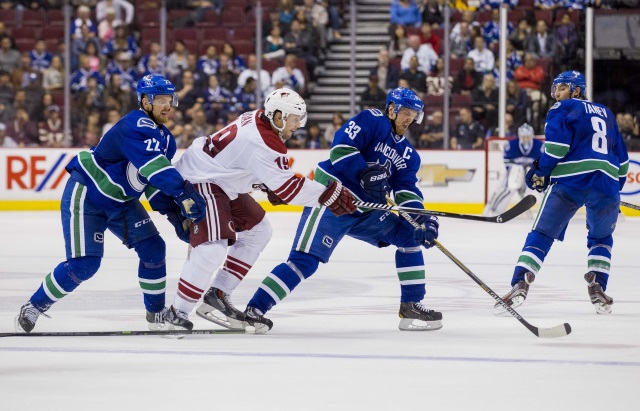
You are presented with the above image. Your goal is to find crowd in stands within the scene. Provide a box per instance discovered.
[0,0,639,151]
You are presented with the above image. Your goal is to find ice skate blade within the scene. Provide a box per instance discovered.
[148,323,187,339]
[246,323,270,335]
[593,303,613,315]
[196,303,245,330]
[494,296,525,316]
[14,316,28,333]
[398,318,443,331]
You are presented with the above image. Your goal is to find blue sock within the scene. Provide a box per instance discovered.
[396,248,426,303]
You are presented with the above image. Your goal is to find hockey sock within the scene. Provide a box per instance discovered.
[212,219,272,294]
[512,230,554,285]
[587,235,613,290]
[175,240,229,314]
[396,247,426,303]
[30,256,101,312]
[135,235,166,313]
[248,251,319,313]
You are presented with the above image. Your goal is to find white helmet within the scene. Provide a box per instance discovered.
[517,123,534,139]
[264,88,307,134]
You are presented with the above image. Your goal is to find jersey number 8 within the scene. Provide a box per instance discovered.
[591,117,608,155]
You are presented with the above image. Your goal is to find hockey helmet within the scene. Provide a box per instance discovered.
[517,123,534,138]
[385,87,424,124]
[264,88,308,131]
[137,75,179,107]
[551,71,586,99]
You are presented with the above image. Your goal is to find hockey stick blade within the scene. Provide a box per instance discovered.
[621,201,640,211]
[385,196,570,339]
[434,240,571,339]
[0,329,246,338]
[354,194,536,223]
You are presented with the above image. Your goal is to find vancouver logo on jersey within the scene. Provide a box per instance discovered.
[373,142,411,170]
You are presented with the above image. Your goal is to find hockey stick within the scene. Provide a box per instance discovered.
[0,329,246,338]
[621,201,640,211]
[387,196,571,339]
[354,194,536,223]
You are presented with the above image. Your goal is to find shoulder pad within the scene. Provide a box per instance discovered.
[137,117,157,129]
[549,101,561,110]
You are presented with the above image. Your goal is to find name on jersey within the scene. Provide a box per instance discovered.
[240,111,253,127]
[582,102,608,118]
[373,142,411,170]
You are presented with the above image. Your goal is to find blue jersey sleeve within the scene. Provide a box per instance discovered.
[537,100,574,175]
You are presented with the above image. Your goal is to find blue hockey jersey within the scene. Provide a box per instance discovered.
[504,137,544,167]
[314,108,424,208]
[65,109,186,211]
[539,98,629,195]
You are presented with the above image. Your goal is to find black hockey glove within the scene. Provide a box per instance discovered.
[260,185,287,206]
[525,160,549,192]
[175,181,206,223]
[359,164,391,203]
[412,215,439,249]
[166,212,191,243]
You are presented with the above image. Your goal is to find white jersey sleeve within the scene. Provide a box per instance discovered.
[174,110,327,207]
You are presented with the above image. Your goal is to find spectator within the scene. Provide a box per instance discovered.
[287,124,307,148]
[401,55,427,96]
[624,114,640,151]
[190,107,214,138]
[232,77,258,113]
[451,11,480,41]
[471,73,499,129]
[102,25,138,60]
[401,35,438,73]
[264,25,286,61]
[176,122,198,149]
[505,79,529,127]
[534,0,563,11]
[525,19,560,63]
[360,74,387,110]
[284,19,319,81]
[485,112,517,138]
[216,54,238,92]
[419,22,441,55]
[84,41,104,73]
[96,0,134,26]
[556,13,578,72]
[271,54,306,94]
[101,108,120,137]
[197,44,219,77]
[0,122,18,147]
[0,21,16,50]
[426,57,453,96]
[42,55,64,92]
[12,54,39,90]
[29,40,53,73]
[326,0,342,41]
[483,9,514,52]
[419,110,445,149]
[453,57,482,95]
[451,21,472,58]
[71,23,101,71]
[6,107,39,147]
[301,0,329,52]
[421,0,444,29]
[237,53,272,95]
[278,0,296,26]
[76,110,101,147]
[371,48,400,91]
[481,0,519,9]
[138,41,166,77]
[184,54,206,88]
[0,70,14,108]
[305,122,324,149]
[451,107,485,150]
[388,24,410,59]
[390,0,421,28]
[106,50,138,92]
[175,69,201,118]
[508,18,531,51]
[71,5,97,40]
[221,42,246,76]
[323,111,344,146]
[38,104,64,147]
[504,39,523,78]
[98,7,122,43]
[467,36,495,74]
[202,74,232,124]
[0,37,20,73]
[514,52,546,131]
[166,40,190,80]
[104,73,133,115]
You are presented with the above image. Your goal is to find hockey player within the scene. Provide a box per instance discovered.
[496,71,629,315]
[483,123,544,216]
[15,74,207,333]
[244,87,443,333]
[168,88,357,330]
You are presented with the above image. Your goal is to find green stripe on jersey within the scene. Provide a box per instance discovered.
[551,160,619,180]
[77,151,133,202]
[139,155,172,180]
[297,207,323,252]
[544,141,570,158]
[329,145,359,164]
[397,269,425,282]
[619,160,629,178]
[394,190,423,206]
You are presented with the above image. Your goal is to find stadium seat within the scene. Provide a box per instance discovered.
[202,28,228,43]
[477,11,492,23]
[0,9,16,26]
[16,38,36,53]
[261,59,280,73]
[451,93,472,107]
[172,28,199,43]
[230,28,255,43]
[138,9,160,27]
[423,95,444,107]
[41,27,65,43]
[518,0,535,7]
[47,9,64,26]
[449,58,464,76]
[234,42,255,57]
[21,9,46,26]
[168,9,192,27]
[533,10,553,25]
[220,7,245,27]
[11,27,39,40]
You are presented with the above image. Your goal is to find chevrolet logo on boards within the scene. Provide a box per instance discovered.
[417,164,475,187]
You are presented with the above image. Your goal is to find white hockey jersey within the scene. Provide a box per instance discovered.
[175,109,326,207]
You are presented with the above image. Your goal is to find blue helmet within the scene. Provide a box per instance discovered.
[551,71,586,99]
[385,87,424,124]
[136,74,179,107]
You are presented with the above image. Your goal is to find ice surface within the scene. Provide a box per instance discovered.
[0,211,638,411]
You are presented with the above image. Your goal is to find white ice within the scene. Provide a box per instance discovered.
[0,211,639,411]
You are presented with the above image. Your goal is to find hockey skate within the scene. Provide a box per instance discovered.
[494,272,535,315]
[147,306,193,331]
[585,272,613,315]
[196,287,246,330]
[398,302,443,331]
[15,302,49,333]
[243,306,273,334]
